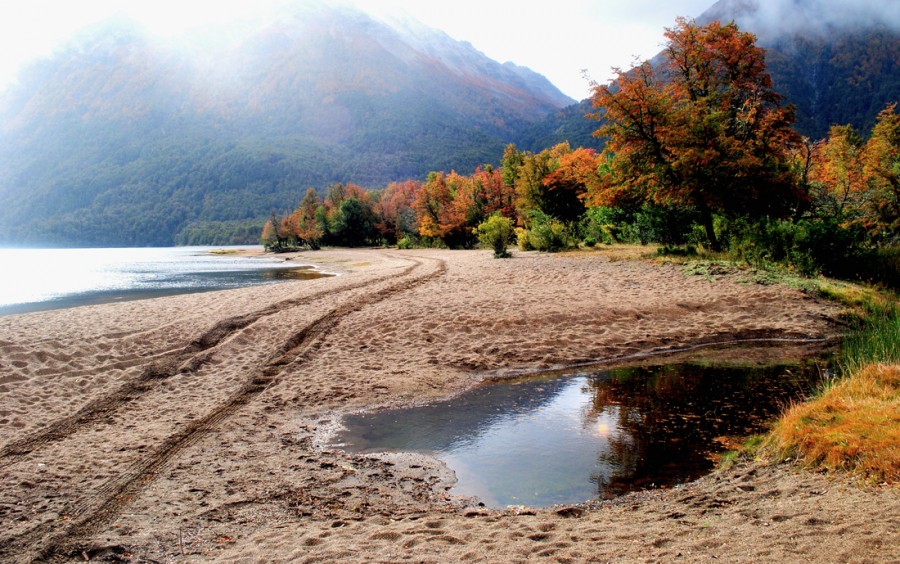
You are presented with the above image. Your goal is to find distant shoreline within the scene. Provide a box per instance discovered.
[0,246,328,316]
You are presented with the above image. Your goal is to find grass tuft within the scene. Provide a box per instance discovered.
[766,363,899,483]
[764,285,898,484]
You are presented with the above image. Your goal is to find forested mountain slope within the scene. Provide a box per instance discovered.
[0,4,572,246]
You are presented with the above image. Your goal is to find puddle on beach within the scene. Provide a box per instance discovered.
[332,358,829,508]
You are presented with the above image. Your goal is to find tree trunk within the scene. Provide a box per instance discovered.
[698,202,720,251]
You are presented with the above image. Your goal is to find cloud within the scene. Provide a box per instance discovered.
[702,0,900,38]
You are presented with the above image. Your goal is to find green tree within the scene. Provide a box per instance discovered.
[333,197,377,247]
[475,213,514,258]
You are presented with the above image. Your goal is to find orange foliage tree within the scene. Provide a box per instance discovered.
[474,165,516,219]
[288,187,325,248]
[807,104,900,243]
[508,143,597,225]
[809,125,866,222]
[375,180,421,243]
[861,104,900,241]
[590,18,803,249]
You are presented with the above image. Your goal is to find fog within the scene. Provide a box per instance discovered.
[702,0,900,38]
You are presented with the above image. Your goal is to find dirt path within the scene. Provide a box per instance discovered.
[0,248,896,563]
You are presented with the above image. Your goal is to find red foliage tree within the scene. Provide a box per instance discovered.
[590,18,803,249]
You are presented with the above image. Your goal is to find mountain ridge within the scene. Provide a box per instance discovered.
[0,4,572,246]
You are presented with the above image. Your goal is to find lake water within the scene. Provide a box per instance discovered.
[332,360,827,507]
[0,246,330,315]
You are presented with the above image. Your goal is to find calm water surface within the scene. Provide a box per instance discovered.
[0,246,330,315]
[333,361,827,507]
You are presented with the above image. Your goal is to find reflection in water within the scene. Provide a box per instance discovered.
[333,361,826,507]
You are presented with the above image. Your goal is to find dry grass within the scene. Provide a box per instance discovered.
[767,363,900,484]
[558,244,659,262]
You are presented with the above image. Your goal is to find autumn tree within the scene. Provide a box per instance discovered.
[809,125,865,222]
[288,187,325,249]
[475,165,517,220]
[861,104,900,241]
[414,171,477,246]
[513,143,593,225]
[541,144,601,222]
[260,217,279,250]
[590,18,803,249]
[375,180,421,243]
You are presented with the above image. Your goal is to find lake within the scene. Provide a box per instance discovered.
[332,359,828,507]
[0,246,330,315]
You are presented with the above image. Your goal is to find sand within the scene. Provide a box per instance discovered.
[0,248,896,563]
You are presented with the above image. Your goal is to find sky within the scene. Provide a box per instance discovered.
[0,0,715,100]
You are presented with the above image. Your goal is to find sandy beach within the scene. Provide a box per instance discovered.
[1,248,897,562]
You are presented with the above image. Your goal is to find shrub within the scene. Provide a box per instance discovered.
[515,228,532,251]
[522,211,573,252]
[721,218,868,277]
[633,204,700,246]
[475,214,514,258]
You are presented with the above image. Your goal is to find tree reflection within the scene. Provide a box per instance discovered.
[583,363,822,498]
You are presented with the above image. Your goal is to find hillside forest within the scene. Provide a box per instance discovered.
[263,19,899,288]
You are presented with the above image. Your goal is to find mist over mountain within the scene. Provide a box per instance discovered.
[699,0,900,39]
[0,4,571,246]
[525,0,899,150]
[699,0,900,137]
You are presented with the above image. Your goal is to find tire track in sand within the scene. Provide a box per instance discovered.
[2,255,445,563]
[0,257,419,462]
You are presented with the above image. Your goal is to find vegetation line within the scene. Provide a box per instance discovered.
[262,17,897,291]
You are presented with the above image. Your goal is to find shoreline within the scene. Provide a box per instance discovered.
[1,248,896,562]
[0,246,331,317]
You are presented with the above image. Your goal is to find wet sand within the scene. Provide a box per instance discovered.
[0,248,896,562]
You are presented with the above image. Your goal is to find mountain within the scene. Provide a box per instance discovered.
[0,4,573,247]
[525,0,900,150]
[697,0,900,139]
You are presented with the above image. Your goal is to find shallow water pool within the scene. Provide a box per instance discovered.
[332,360,827,507]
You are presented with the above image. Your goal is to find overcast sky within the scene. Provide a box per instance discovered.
[0,0,715,100]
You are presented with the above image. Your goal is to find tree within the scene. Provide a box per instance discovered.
[375,180,421,243]
[414,171,469,245]
[501,144,525,190]
[290,187,325,249]
[590,18,803,249]
[475,213,514,258]
[474,165,517,220]
[809,125,865,222]
[861,104,900,241]
[540,144,600,222]
[333,197,377,247]
[260,217,279,250]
